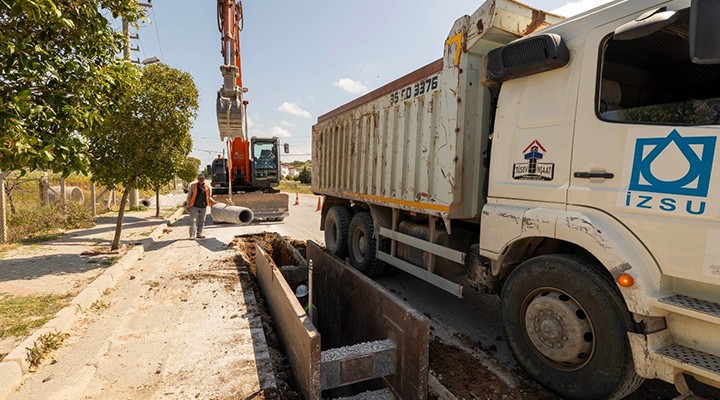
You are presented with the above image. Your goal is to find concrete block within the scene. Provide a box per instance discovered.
[122,248,142,266]
[70,286,101,311]
[320,340,396,390]
[91,273,115,294]
[0,362,23,399]
[45,306,79,332]
[106,264,126,284]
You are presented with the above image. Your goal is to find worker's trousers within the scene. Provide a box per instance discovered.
[188,206,208,238]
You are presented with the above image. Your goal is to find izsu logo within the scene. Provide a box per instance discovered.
[626,130,716,215]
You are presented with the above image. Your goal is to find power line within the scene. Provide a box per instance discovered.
[151,6,165,60]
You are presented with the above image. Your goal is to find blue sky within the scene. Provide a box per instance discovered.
[131,0,609,166]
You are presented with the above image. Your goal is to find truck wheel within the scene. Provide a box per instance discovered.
[500,255,643,400]
[348,212,386,277]
[324,206,352,257]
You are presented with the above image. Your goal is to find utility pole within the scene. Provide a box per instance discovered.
[124,18,140,209]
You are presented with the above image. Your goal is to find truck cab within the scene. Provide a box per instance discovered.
[482,0,720,397]
[312,0,720,398]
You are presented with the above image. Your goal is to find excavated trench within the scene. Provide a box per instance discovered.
[230,233,562,400]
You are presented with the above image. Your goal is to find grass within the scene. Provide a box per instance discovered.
[277,180,313,195]
[0,293,71,340]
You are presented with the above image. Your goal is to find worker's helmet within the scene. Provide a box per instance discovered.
[295,284,308,298]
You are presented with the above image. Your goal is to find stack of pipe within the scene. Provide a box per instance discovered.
[210,203,254,225]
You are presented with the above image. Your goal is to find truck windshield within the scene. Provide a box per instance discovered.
[598,9,720,126]
[253,142,277,170]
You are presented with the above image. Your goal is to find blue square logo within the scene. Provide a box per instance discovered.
[629,130,716,197]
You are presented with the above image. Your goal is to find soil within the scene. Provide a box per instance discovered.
[233,233,303,400]
[429,337,558,400]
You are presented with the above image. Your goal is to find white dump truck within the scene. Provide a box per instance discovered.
[311,0,720,398]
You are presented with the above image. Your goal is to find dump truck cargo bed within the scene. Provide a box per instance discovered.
[311,0,561,220]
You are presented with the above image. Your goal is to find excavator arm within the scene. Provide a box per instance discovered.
[216,0,246,140]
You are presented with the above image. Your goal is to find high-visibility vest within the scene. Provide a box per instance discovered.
[189,181,210,207]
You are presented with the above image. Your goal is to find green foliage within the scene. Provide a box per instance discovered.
[87,63,198,192]
[177,156,201,183]
[0,0,143,175]
[290,160,311,169]
[277,180,313,195]
[298,166,311,185]
[26,331,68,369]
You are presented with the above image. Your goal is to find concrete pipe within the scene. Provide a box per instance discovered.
[140,199,151,207]
[211,203,254,225]
[48,186,84,204]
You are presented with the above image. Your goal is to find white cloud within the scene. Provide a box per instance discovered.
[253,126,292,138]
[278,102,311,119]
[552,0,613,17]
[270,127,292,138]
[306,95,315,102]
[280,120,295,128]
[334,78,369,94]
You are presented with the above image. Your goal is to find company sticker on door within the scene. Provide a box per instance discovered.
[513,140,555,181]
[621,129,718,217]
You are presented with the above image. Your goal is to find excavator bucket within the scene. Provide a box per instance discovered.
[214,192,289,222]
[217,91,245,139]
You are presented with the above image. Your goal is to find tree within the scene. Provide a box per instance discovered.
[0,0,142,175]
[87,63,199,249]
[0,0,142,242]
[298,167,311,185]
[177,157,201,183]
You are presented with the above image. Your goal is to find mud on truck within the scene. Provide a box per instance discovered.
[311,0,720,399]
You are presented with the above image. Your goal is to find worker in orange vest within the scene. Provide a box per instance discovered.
[185,173,218,239]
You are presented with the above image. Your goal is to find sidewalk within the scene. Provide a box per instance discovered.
[0,208,181,362]
[3,215,274,399]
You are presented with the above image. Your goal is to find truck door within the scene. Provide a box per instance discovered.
[569,5,720,284]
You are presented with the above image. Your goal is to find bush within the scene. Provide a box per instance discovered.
[7,202,95,243]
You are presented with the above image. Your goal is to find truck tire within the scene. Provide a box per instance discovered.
[500,255,643,400]
[348,212,386,277]
[324,206,352,257]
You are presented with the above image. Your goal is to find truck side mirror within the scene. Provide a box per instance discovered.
[690,0,720,64]
[284,143,290,154]
[613,7,678,41]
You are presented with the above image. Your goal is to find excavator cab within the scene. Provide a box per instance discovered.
[250,138,281,188]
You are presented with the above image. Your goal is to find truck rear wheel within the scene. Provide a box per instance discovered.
[348,212,386,277]
[324,206,352,257]
[500,255,643,400]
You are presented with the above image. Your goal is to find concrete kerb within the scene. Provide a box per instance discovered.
[0,207,186,399]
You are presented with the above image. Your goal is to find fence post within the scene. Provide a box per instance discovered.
[90,181,97,217]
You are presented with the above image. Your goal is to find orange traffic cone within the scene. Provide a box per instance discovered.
[315,196,322,212]
[294,193,299,206]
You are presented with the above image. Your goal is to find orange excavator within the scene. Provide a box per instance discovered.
[213,0,288,221]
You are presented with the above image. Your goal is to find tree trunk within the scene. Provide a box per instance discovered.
[111,188,131,251]
[155,188,160,218]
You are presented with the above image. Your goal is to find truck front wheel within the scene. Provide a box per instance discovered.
[348,212,386,277]
[500,255,643,400]
[324,206,352,257]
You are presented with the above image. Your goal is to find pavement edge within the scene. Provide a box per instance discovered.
[0,207,186,399]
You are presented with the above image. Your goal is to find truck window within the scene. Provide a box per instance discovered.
[597,9,720,126]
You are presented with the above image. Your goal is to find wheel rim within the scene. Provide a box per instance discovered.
[521,288,595,371]
[351,227,367,263]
